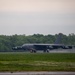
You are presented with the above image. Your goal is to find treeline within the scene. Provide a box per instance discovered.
[0,33,75,52]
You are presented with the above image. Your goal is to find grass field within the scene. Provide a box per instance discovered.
[0,52,75,71]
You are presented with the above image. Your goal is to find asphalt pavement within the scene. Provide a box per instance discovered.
[0,72,75,75]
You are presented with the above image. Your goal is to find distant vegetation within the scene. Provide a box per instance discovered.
[0,33,75,52]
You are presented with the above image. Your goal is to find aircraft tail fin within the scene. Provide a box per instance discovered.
[54,33,62,44]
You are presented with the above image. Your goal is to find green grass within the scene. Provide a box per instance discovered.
[0,52,75,71]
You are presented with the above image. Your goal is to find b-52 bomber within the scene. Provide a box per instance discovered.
[12,33,73,53]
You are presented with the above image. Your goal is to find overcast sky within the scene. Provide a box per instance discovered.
[0,0,75,35]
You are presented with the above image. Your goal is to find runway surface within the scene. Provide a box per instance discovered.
[48,48,75,53]
[0,72,75,75]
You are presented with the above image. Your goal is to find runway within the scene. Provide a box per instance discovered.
[49,48,75,53]
[0,72,75,75]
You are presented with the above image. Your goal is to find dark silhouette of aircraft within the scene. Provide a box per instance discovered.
[12,33,72,53]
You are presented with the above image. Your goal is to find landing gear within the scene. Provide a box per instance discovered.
[43,49,49,53]
[47,49,49,53]
[30,49,36,53]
